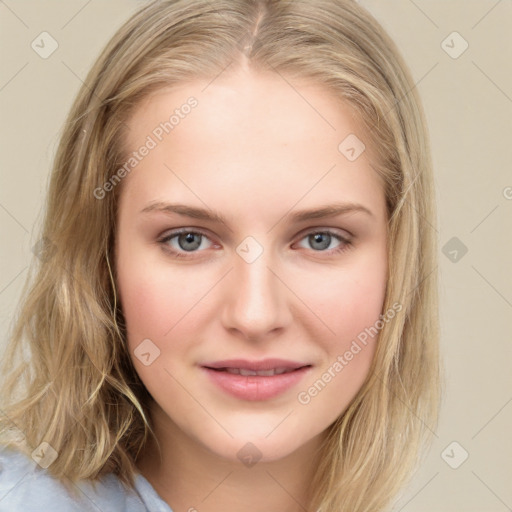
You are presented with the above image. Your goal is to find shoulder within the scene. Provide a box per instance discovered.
[0,447,86,511]
[0,447,172,512]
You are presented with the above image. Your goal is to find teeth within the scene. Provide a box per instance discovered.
[256,369,277,376]
[239,368,258,376]
[222,367,295,376]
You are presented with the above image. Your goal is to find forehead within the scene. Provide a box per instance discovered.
[119,67,386,224]
[125,67,368,154]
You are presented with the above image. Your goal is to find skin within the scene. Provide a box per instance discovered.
[115,63,388,512]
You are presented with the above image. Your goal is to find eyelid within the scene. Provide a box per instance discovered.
[158,226,352,242]
[157,227,217,248]
[157,226,353,257]
[295,225,353,241]
[292,229,352,253]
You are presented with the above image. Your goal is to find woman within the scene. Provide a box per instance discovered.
[0,1,441,511]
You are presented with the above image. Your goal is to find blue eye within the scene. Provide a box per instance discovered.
[159,230,213,257]
[297,231,351,253]
[157,228,352,259]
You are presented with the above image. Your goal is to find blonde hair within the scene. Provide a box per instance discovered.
[0,1,442,511]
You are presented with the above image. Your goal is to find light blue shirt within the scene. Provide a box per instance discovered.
[0,448,173,511]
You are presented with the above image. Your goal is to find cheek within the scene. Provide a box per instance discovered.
[116,243,199,344]
[294,264,386,418]
[300,256,387,345]
[116,258,202,397]
[120,280,169,341]
[293,248,387,411]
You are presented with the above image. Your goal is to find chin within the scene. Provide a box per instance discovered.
[197,422,321,466]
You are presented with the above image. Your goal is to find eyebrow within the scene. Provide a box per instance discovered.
[140,201,374,224]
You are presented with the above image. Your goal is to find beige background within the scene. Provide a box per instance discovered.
[1,1,511,510]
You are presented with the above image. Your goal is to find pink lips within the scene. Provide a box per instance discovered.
[201,358,312,401]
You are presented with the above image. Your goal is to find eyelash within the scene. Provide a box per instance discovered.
[157,228,353,259]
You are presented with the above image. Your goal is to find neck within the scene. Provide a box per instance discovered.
[136,404,325,512]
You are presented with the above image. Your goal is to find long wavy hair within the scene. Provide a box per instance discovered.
[0,1,442,510]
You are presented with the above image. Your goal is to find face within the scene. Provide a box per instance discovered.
[115,66,388,465]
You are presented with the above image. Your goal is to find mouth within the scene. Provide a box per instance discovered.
[202,358,311,374]
[205,366,307,376]
[200,358,312,401]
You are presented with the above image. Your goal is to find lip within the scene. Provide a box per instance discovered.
[202,358,308,371]
[200,359,312,401]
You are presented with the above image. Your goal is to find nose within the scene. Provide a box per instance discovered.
[220,245,292,341]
